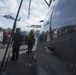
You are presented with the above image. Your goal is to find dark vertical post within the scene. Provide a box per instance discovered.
[0,0,23,74]
[28,0,31,18]
[12,0,23,34]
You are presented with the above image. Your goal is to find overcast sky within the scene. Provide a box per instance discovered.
[0,0,49,31]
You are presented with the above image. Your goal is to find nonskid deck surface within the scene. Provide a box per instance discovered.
[4,50,37,75]
[0,44,37,75]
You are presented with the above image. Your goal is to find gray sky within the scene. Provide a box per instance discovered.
[0,0,49,31]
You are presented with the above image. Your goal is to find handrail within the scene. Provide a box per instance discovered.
[0,0,23,74]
